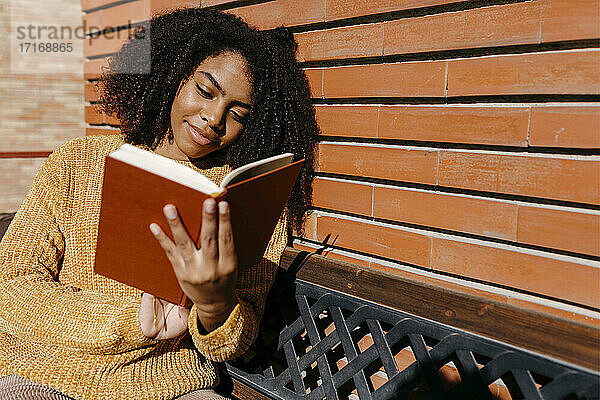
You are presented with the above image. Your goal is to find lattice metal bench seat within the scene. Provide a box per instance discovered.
[225,248,600,400]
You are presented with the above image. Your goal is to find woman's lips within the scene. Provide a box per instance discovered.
[187,122,217,146]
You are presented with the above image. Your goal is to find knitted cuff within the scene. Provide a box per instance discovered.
[188,300,256,363]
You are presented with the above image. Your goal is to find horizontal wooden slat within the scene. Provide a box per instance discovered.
[319,144,600,204]
[447,50,600,96]
[323,61,446,98]
[281,247,600,371]
[529,106,600,148]
[313,178,600,256]
[312,214,600,308]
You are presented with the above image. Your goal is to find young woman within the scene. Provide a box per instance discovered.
[0,8,317,400]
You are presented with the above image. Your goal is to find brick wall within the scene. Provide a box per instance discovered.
[83,0,600,323]
[0,0,85,211]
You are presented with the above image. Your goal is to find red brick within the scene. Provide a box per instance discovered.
[438,152,501,192]
[432,238,600,308]
[384,2,540,55]
[315,105,378,137]
[296,24,383,62]
[313,179,373,215]
[84,58,109,80]
[498,156,600,205]
[153,0,200,14]
[84,27,134,58]
[84,82,100,102]
[291,242,370,267]
[439,152,600,205]
[529,106,600,148]
[517,206,600,256]
[228,0,326,30]
[82,0,121,12]
[86,127,121,136]
[200,0,236,6]
[324,61,446,98]
[317,215,431,266]
[303,69,323,98]
[83,1,146,32]
[85,105,103,124]
[378,106,529,146]
[447,50,600,96]
[318,143,438,184]
[325,0,458,21]
[373,187,518,240]
[541,0,600,42]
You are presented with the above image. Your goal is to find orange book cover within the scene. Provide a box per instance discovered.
[94,146,303,306]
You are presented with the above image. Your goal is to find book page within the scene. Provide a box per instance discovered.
[221,153,293,189]
[110,144,221,194]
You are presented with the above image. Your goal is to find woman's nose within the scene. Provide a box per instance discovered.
[202,102,226,133]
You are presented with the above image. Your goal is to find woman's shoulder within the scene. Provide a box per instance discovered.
[51,134,126,165]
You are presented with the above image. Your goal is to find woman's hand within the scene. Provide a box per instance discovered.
[147,198,238,334]
[139,293,189,340]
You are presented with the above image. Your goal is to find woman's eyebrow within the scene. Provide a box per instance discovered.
[198,71,224,94]
[197,71,251,110]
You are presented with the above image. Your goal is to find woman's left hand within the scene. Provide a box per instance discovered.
[148,199,238,335]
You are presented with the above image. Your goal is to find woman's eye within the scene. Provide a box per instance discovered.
[230,111,248,124]
[196,84,212,99]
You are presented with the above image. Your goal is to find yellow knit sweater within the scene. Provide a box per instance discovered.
[0,134,287,400]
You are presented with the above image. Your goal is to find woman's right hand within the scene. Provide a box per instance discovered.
[138,293,189,340]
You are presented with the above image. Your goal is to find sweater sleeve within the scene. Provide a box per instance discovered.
[188,212,287,362]
[0,143,158,355]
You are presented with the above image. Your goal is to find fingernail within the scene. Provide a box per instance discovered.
[205,199,216,213]
[164,205,177,220]
[149,223,160,235]
[218,202,228,214]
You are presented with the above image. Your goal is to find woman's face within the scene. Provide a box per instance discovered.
[155,51,253,161]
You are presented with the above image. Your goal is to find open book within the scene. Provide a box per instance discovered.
[94,144,304,306]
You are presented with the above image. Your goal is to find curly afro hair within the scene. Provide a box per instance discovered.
[98,8,318,235]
